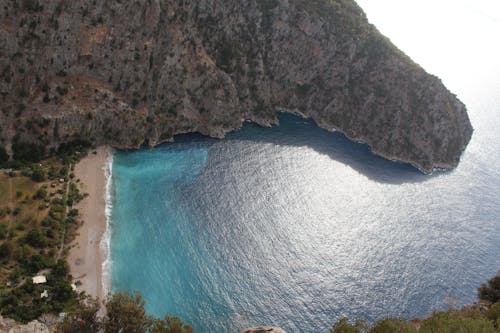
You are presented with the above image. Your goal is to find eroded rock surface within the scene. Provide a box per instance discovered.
[0,0,473,172]
[0,315,52,333]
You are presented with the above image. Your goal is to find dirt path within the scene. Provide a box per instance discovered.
[57,163,71,260]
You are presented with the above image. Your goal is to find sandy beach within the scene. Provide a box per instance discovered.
[68,146,110,301]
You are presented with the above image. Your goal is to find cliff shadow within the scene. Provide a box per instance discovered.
[219,113,448,185]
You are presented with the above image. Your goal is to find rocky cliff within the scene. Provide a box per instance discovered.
[0,315,56,333]
[0,0,472,172]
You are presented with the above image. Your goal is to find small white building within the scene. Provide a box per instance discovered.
[40,290,48,298]
[32,275,47,284]
[71,283,77,291]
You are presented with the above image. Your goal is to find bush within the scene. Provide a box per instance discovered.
[0,223,7,239]
[486,302,500,326]
[12,141,45,162]
[104,292,153,332]
[13,207,21,216]
[152,316,194,333]
[24,228,47,248]
[34,187,47,200]
[0,242,12,259]
[479,272,500,304]
[58,297,101,333]
[420,311,497,333]
[31,166,45,182]
[59,292,194,333]
[330,317,367,333]
[370,318,416,333]
[22,0,42,11]
[24,254,45,273]
[0,146,8,164]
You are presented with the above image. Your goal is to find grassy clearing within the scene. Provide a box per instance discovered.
[0,152,87,322]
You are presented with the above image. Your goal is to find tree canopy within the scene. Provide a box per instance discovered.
[59,292,194,333]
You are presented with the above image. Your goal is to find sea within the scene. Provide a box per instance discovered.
[106,1,500,332]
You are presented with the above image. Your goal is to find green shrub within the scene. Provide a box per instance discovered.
[12,141,45,163]
[0,146,8,164]
[59,292,194,333]
[486,302,500,327]
[24,228,47,248]
[479,272,500,304]
[370,318,416,333]
[31,166,45,182]
[330,317,367,333]
[0,223,7,239]
[34,187,47,200]
[0,242,12,259]
[420,311,497,333]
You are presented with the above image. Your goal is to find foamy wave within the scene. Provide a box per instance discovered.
[100,150,114,298]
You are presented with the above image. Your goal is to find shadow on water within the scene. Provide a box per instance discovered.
[165,113,445,185]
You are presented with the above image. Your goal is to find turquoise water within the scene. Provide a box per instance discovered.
[109,1,500,332]
[110,115,500,332]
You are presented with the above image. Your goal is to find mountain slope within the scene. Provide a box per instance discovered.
[0,0,473,172]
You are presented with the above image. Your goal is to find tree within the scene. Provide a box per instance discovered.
[152,316,194,333]
[486,302,500,328]
[51,279,75,305]
[103,292,154,333]
[59,292,194,333]
[12,141,45,162]
[34,187,47,200]
[24,228,47,248]
[479,272,500,304]
[58,297,101,333]
[370,318,416,333]
[419,311,497,333]
[0,146,8,164]
[31,165,45,182]
[330,317,367,333]
[51,259,70,278]
[0,242,12,259]
[24,254,45,273]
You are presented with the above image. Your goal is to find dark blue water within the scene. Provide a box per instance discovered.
[109,2,500,332]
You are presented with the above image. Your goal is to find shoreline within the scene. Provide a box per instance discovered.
[68,146,111,301]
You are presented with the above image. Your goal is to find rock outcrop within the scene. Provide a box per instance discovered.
[0,0,473,172]
[0,315,54,333]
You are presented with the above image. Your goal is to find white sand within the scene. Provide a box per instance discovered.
[68,146,110,301]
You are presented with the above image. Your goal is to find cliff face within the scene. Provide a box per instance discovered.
[0,0,472,172]
[0,315,55,332]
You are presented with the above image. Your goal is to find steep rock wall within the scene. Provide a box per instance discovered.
[0,0,473,172]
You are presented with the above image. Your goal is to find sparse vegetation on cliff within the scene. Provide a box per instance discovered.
[0,0,472,173]
[330,272,500,333]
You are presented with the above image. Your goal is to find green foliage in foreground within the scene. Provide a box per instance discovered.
[330,273,500,333]
[331,309,500,333]
[0,260,79,323]
[479,272,500,304]
[0,146,8,164]
[58,291,194,333]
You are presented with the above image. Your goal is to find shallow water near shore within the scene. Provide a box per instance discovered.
[109,1,500,332]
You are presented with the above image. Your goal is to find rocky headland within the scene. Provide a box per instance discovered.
[0,0,472,172]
